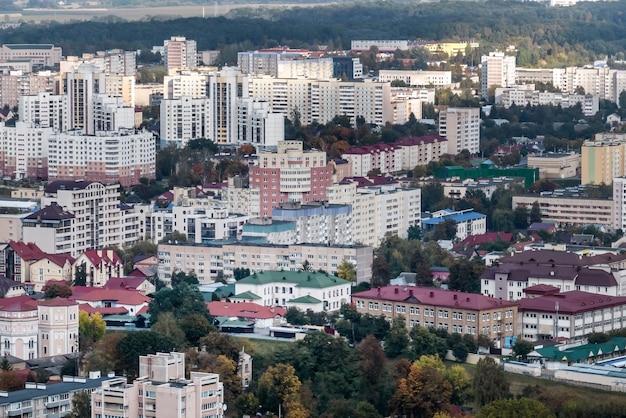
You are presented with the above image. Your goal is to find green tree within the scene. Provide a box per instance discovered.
[513,205,530,229]
[158,230,188,244]
[530,201,542,224]
[452,342,469,362]
[0,356,12,372]
[433,219,457,241]
[116,331,176,378]
[356,334,387,405]
[448,259,483,293]
[258,364,302,415]
[179,313,215,346]
[512,339,535,359]
[476,397,555,418]
[407,225,422,240]
[371,255,391,287]
[337,258,356,282]
[79,311,106,351]
[587,332,610,344]
[384,317,409,358]
[67,391,91,418]
[409,326,448,360]
[234,392,260,418]
[150,312,186,348]
[171,271,199,286]
[473,357,509,408]
[148,282,211,324]
[74,263,87,286]
[285,307,309,325]
[233,267,251,281]
[43,283,72,299]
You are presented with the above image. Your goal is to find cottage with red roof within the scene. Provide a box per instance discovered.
[480,249,626,301]
[518,287,626,341]
[206,301,286,329]
[352,285,517,348]
[72,250,124,287]
[70,286,151,317]
[26,253,74,292]
[103,277,156,296]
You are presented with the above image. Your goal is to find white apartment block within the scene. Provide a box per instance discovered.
[163,72,208,99]
[513,194,614,228]
[0,121,53,180]
[0,71,55,108]
[23,181,132,257]
[63,64,108,135]
[497,86,599,116]
[164,36,198,72]
[92,94,136,132]
[92,352,224,418]
[60,49,136,77]
[157,241,373,285]
[438,107,480,154]
[146,204,249,244]
[19,92,68,132]
[350,40,410,52]
[341,143,403,176]
[238,50,334,79]
[271,202,352,245]
[236,98,285,148]
[378,70,452,87]
[160,97,210,147]
[105,74,135,107]
[38,298,79,357]
[47,128,155,187]
[0,44,63,68]
[208,67,249,144]
[614,177,626,231]
[481,51,516,99]
[326,181,421,247]
[221,177,261,218]
[248,76,393,127]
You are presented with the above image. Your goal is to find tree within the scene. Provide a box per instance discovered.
[371,255,391,287]
[199,332,241,362]
[513,205,529,229]
[448,259,482,293]
[258,364,302,415]
[384,318,409,358]
[0,370,23,391]
[0,356,12,371]
[234,392,260,418]
[79,311,106,351]
[149,312,186,348]
[476,398,555,418]
[171,271,199,286]
[285,307,308,325]
[512,339,535,359]
[158,231,188,244]
[530,201,542,224]
[433,219,457,241]
[337,258,356,282]
[452,342,469,362]
[43,283,72,299]
[587,332,610,344]
[301,259,313,272]
[178,313,215,346]
[473,357,509,408]
[67,391,91,418]
[409,326,448,360]
[356,335,387,405]
[116,331,176,378]
[148,282,211,324]
[407,225,422,240]
[233,267,251,281]
[74,263,87,286]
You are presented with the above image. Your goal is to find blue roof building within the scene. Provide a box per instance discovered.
[422,209,487,241]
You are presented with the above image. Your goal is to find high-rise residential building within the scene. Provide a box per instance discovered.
[581,133,626,185]
[236,98,285,148]
[438,107,480,154]
[249,140,333,217]
[0,121,54,180]
[105,74,136,107]
[0,71,55,108]
[47,128,155,187]
[159,97,210,148]
[164,36,198,72]
[377,70,452,87]
[238,49,334,79]
[63,64,107,134]
[163,72,209,99]
[92,352,225,418]
[19,92,68,131]
[481,51,516,99]
[271,201,352,245]
[332,57,363,80]
[207,67,249,144]
[613,177,626,230]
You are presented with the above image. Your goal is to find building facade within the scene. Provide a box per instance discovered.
[526,152,581,179]
[0,44,62,68]
[581,133,626,185]
[512,194,613,228]
[164,36,198,72]
[481,51,516,99]
[438,107,480,155]
[378,70,452,87]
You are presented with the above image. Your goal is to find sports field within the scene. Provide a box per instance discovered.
[5,3,329,23]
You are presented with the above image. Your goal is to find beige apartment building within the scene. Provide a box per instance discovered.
[512,194,614,228]
[527,152,581,179]
[352,286,518,348]
[581,133,626,185]
[158,242,373,285]
[92,352,225,418]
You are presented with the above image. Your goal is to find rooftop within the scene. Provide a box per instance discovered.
[519,290,626,314]
[237,270,349,289]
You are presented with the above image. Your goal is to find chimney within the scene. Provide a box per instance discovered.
[409,289,413,296]
[453,294,457,300]
[429,291,434,297]
[394,288,399,294]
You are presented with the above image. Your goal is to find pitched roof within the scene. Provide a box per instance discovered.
[23,204,74,222]
[518,291,626,315]
[44,180,98,193]
[0,294,38,312]
[38,297,77,307]
[0,276,26,296]
[8,241,45,261]
[70,288,151,305]
[79,304,128,315]
[353,286,516,311]
[102,277,150,291]
[79,250,123,267]
[206,301,286,319]
[289,295,322,304]
[231,291,261,300]
[536,337,626,362]
[237,270,349,289]
[455,232,513,249]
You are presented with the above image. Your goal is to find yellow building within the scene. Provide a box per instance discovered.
[421,41,479,57]
[581,133,626,185]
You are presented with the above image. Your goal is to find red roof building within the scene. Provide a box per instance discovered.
[206,301,286,329]
[72,250,124,287]
[71,287,150,317]
[352,286,517,348]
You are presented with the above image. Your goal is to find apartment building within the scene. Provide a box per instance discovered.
[435,177,523,200]
[350,40,411,52]
[92,352,224,418]
[326,180,421,247]
[63,64,108,135]
[0,200,38,242]
[613,176,626,231]
[497,86,599,116]
[352,285,517,348]
[164,36,198,72]
[38,297,79,357]
[163,72,208,99]
[105,74,135,107]
[159,97,210,147]
[0,372,120,418]
[207,67,249,145]
[481,51,516,99]
[581,133,626,185]
[271,201,352,245]
[238,50,334,79]
[0,121,54,180]
[221,176,260,218]
[527,152,581,179]
[19,92,68,132]
[512,193,613,228]
[377,70,452,87]
[422,209,487,241]
[0,71,55,108]
[234,270,351,311]
[250,140,333,217]
[332,57,363,80]
[438,107,480,155]
[22,181,135,257]
[518,286,626,341]
[0,44,62,68]
[157,241,373,285]
[236,98,285,148]
[420,41,479,57]
[480,250,626,301]
[0,295,38,359]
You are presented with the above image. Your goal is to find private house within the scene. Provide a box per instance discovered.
[102,277,156,296]
[352,285,517,348]
[233,270,351,312]
[72,250,124,287]
[206,301,286,329]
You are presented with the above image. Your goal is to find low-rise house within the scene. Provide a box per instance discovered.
[422,209,487,241]
[352,285,517,348]
[0,276,26,298]
[102,277,156,296]
[206,301,285,329]
[27,254,74,292]
[234,270,351,312]
[70,286,151,318]
[72,250,124,287]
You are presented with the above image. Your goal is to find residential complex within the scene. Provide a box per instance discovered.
[92,352,224,418]
[157,241,373,284]
[438,107,480,154]
[481,51,516,99]
[480,250,626,301]
[233,270,351,311]
[377,70,452,87]
[164,36,198,72]
[0,71,55,108]
[352,285,518,348]
[512,193,613,228]
[350,40,411,52]
[496,85,599,116]
[581,133,626,185]
[237,49,334,79]
[271,201,352,245]
[422,209,487,241]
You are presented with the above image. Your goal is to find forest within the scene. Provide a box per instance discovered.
[3,1,626,65]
